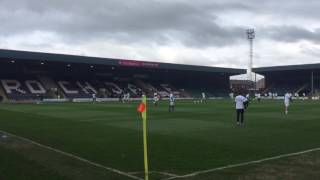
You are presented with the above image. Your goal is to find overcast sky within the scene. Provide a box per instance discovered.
[1,0,320,70]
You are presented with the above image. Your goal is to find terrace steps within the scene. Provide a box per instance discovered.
[0,84,8,102]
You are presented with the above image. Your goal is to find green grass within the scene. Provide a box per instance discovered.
[1,99,320,179]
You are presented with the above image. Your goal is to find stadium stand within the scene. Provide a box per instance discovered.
[56,80,97,99]
[266,83,308,96]
[0,49,244,102]
[0,78,52,102]
[254,64,320,96]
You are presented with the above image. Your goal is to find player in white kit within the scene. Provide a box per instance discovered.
[201,92,206,103]
[169,93,175,112]
[235,94,248,125]
[153,92,159,108]
[92,93,96,103]
[284,92,291,114]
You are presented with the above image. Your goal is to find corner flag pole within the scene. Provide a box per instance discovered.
[137,95,149,180]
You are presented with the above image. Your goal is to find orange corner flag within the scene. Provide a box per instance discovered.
[137,102,146,113]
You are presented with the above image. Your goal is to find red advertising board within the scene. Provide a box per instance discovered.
[119,60,159,68]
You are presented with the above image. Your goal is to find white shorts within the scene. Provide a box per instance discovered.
[285,102,289,107]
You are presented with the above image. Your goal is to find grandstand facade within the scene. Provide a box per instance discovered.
[0,49,245,102]
[254,64,320,96]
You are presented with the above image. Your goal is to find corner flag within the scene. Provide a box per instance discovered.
[137,95,149,180]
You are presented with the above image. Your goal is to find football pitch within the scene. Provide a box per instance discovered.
[1,99,320,180]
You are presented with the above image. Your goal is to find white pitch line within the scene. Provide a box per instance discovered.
[0,130,143,180]
[128,171,180,177]
[151,171,180,177]
[163,147,320,180]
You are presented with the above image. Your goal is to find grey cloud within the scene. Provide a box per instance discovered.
[225,0,320,19]
[301,46,320,58]
[0,0,249,47]
[261,26,320,43]
[1,0,320,54]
